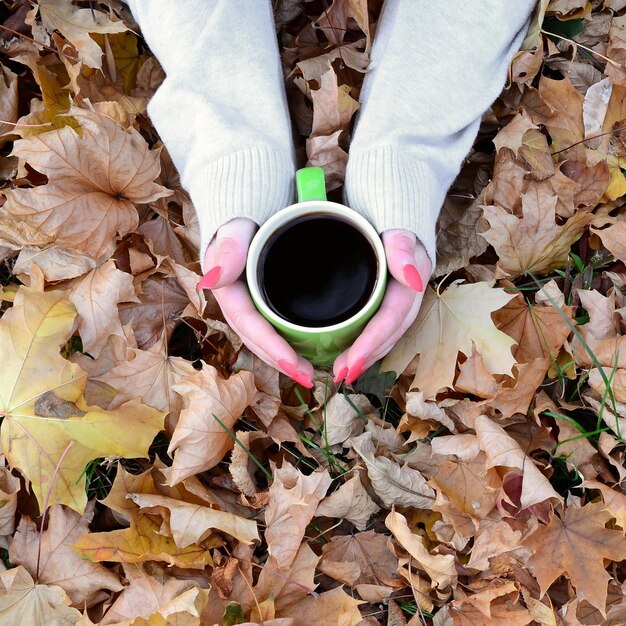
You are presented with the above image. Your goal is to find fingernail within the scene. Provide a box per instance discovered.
[333,367,348,384]
[294,372,314,388]
[345,357,367,385]
[198,266,222,290]
[278,359,313,387]
[403,264,423,292]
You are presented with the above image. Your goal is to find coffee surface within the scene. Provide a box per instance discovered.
[258,215,377,327]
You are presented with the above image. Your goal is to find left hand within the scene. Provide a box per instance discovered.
[332,229,432,385]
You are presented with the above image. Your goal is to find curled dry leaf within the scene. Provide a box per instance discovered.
[323,392,374,445]
[127,493,260,546]
[264,463,331,570]
[33,0,127,69]
[350,432,435,509]
[166,366,258,485]
[475,415,562,509]
[316,472,380,531]
[385,510,457,590]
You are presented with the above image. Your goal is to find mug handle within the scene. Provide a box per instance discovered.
[296,167,327,202]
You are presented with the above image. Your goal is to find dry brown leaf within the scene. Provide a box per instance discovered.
[475,415,562,508]
[264,463,331,570]
[34,0,127,69]
[382,281,516,398]
[585,480,626,533]
[455,347,498,399]
[350,432,435,509]
[0,65,18,148]
[480,185,592,277]
[466,519,525,571]
[315,472,380,530]
[99,563,203,625]
[0,565,82,624]
[592,220,626,264]
[10,503,123,607]
[5,108,170,259]
[524,502,626,614]
[165,366,258,485]
[323,392,373,445]
[318,530,401,588]
[68,260,138,357]
[127,493,260,546]
[386,510,457,590]
[279,586,363,626]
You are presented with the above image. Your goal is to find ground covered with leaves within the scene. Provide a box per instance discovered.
[1,0,626,624]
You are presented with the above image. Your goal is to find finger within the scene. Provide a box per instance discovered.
[214,281,314,387]
[338,280,422,384]
[382,229,431,293]
[199,218,257,289]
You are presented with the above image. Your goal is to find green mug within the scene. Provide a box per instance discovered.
[245,167,387,366]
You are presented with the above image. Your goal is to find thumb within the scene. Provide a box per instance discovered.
[199,218,257,290]
[382,229,432,292]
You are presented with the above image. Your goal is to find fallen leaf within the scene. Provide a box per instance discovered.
[165,366,258,485]
[475,415,562,509]
[0,285,164,513]
[381,281,517,398]
[127,493,260,546]
[10,503,123,606]
[350,432,435,509]
[480,184,592,277]
[35,0,127,69]
[323,392,373,445]
[523,502,626,614]
[385,510,457,590]
[280,586,363,626]
[317,530,401,588]
[4,108,170,259]
[264,463,331,570]
[0,565,81,625]
[316,472,380,530]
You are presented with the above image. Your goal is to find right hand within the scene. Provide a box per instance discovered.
[198,217,314,388]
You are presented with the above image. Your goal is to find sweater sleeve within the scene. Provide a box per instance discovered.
[127,1,296,271]
[344,0,537,268]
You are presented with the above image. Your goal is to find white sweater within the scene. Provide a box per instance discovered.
[128,1,536,270]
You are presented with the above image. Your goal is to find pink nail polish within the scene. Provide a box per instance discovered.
[403,264,423,292]
[345,357,367,385]
[294,372,314,388]
[333,367,349,384]
[278,358,299,378]
[198,266,222,290]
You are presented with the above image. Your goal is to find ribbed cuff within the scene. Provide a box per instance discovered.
[186,146,296,271]
[343,145,440,270]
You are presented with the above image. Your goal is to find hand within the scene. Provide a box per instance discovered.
[198,217,314,388]
[332,229,431,385]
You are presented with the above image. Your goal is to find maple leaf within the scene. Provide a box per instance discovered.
[33,0,127,69]
[0,565,81,625]
[0,64,17,147]
[4,108,171,259]
[523,502,626,614]
[9,503,123,607]
[381,281,517,398]
[0,285,164,513]
[280,586,364,626]
[480,184,593,277]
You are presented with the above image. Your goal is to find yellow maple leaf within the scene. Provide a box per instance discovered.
[0,286,164,514]
[381,281,517,399]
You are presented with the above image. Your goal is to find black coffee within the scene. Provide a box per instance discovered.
[258,214,378,327]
